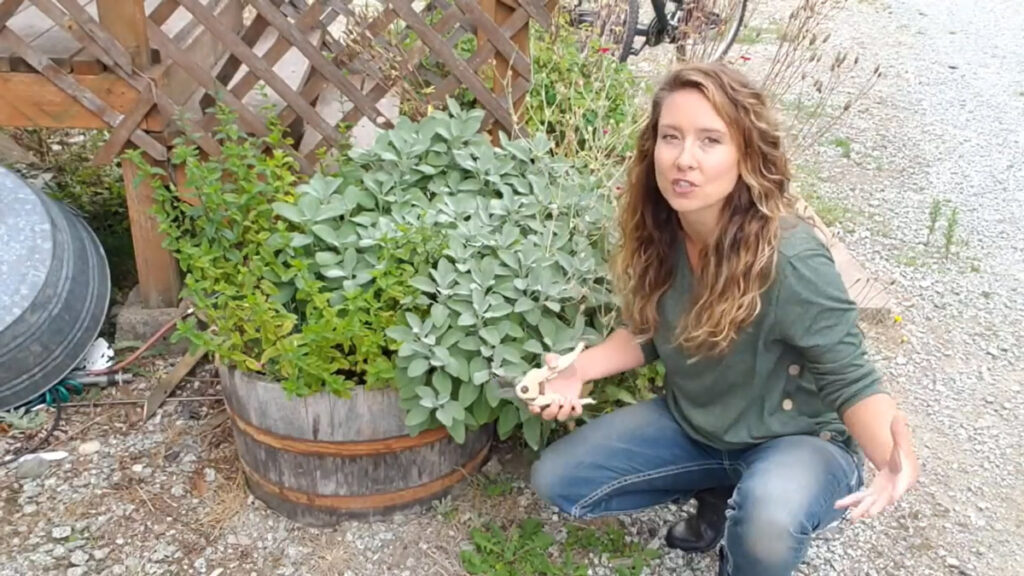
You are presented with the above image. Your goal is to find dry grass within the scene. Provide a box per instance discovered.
[309,543,353,576]
[747,0,882,160]
[198,462,248,539]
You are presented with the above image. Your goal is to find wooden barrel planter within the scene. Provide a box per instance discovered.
[219,366,493,526]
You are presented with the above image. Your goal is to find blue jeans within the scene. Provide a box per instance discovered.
[530,397,863,576]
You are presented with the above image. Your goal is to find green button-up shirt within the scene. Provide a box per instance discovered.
[639,217,886,459]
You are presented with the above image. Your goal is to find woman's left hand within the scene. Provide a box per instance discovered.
[835,411,919,521]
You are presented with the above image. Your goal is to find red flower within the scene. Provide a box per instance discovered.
[739,55,751,62]
[599,47,611,54]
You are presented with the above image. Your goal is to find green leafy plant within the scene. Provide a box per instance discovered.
[460,518,586,576]
[926,197,944,244]
[140,98,662,444]
[459,518,659,576]
[943,205,959,259]
[270,169,446,390]
[127,105,392,399]
[6,129,136,297]
[0,407,48,431]
[270,100,622,446]
[322,103,621,448]
[523,14,649,165]
[565,523,662,576]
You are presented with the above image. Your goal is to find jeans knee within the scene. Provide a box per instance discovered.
[723,491,812,574]
[530,454,574,514]
[725,507,800,568]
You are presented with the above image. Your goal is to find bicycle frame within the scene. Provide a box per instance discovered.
[650,0,671,36]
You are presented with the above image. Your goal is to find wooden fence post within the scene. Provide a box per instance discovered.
[97,0,151,68]
[481,0,531,143]
[99,0,181,309]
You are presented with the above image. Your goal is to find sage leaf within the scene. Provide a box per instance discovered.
[272,202,303,223]
[497,404,519,439]
[408,358,430,378]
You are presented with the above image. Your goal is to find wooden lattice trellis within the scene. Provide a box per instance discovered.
[0,0,553,308]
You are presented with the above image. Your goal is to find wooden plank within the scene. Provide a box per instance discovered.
[220,2,323,122]
[223,368,411,441]
[197,0,286,113]
[503,0,549,30]
[455,0,530,81]
[485,0,529,120]
[120,152,183,310]
[238,444,488,523]
[173,0,341,146]
[70,54,105,75]
[0,29,166,158]
[92,87,154,164]
[0,0,26,63]
[143,348,205,420]
[0,1,46,70]
[389,0,515,133]
[1,2,52,44]
[148,0,179,27]
[0,71,155,128]
[429,7,528,104]
[151,88,221,156]
[0,0,27,30]
[97,0,149,67]
[146,22,271,143]
[13,1,98,71]
[34,0,129,74]
[229,405,452,456]
[248,0,390,128]
[155,0,243,109]
[198,12,269,111]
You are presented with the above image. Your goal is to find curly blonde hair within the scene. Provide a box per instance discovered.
[612,63,793,358]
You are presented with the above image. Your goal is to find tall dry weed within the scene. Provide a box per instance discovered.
[742,0,882,160]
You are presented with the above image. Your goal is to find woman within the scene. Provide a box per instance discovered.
[528,63,919,576]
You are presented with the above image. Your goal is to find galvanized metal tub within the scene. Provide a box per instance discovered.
[0,166,110,411]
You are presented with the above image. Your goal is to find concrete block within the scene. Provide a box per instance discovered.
[115,286,190,355]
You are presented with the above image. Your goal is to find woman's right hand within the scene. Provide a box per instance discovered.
[530,352,586,422]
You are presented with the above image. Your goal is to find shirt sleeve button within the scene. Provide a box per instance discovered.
[782,398,794,411]
[788,364,801,376]
[819,431,832,441]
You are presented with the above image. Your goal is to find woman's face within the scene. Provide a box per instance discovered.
[653,88,741,230]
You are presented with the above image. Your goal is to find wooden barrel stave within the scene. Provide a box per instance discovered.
[230,417,491,494]
[220,365,492,525]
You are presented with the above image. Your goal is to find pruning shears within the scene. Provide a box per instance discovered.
[498,342,596,408]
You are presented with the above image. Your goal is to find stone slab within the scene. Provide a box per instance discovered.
[114,286,190,354]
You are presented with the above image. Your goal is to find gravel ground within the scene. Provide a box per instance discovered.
[3,0,1022,575]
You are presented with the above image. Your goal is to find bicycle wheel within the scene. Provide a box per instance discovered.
[673,0,748,63]
[568,0,640,63]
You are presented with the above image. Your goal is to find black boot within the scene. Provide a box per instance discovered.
[664,486,733,553]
